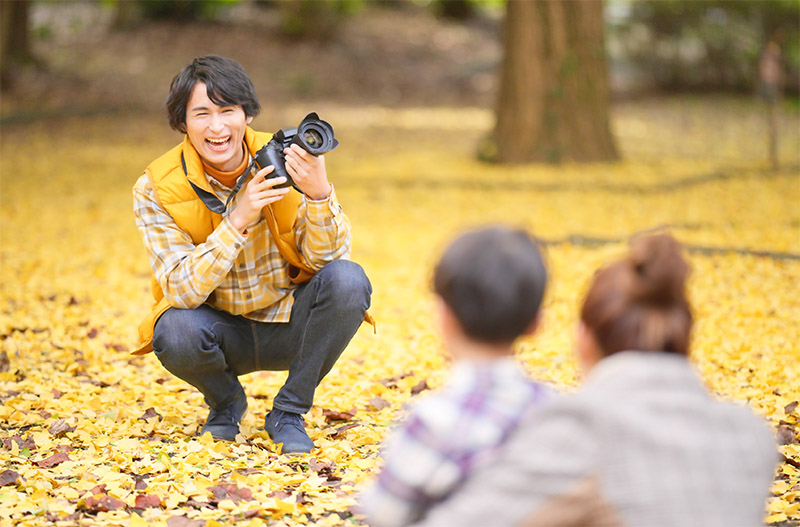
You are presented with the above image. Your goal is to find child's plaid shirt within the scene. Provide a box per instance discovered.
[359,357,551,527]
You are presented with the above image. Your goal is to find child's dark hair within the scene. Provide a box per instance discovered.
[166,55,261,132]
[581,233,692,357]
[433,226,547,344]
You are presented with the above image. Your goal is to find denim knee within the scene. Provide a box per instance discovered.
[316,260,372,310]
[153,308,214,371]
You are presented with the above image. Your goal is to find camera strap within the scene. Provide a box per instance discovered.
[181,152,255,215]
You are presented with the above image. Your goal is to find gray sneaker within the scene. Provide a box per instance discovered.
[201,390,248,441]
[264,409,315,453]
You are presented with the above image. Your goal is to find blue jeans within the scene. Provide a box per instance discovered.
[153,260,372,415]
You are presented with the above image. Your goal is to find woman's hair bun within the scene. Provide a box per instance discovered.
[627,233,689,306]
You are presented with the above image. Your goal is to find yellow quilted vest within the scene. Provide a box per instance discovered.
[133,127,313,355]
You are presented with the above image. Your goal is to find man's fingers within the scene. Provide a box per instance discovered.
[251,175,287,191]
[255,165,275,179]
[253,185,290,198]
[286,144,314,162]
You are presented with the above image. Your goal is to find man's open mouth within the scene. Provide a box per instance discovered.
[206,136,231,151]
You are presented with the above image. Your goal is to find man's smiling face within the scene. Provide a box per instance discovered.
[184,82,253,172]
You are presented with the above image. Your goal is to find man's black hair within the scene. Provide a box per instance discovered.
[433,226,547,344]
[166,55,261,132]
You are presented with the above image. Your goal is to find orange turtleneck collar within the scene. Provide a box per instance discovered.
[201,143,249,188]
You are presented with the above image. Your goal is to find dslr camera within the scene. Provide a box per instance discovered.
[254,112,339,193]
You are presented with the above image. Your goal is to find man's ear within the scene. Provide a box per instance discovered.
[246,115,253,125]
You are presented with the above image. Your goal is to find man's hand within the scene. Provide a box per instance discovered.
[284,144,332,201]
[228,165,290,234]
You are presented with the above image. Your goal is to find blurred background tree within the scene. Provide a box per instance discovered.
[489,0,618,164]
[0,0,35,91]
[0,0,797,167]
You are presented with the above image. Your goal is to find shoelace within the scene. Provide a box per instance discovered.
[275,413,305,432]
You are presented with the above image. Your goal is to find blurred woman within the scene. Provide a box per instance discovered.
[410,234,777,527]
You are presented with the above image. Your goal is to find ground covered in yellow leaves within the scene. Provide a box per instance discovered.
[1,97,799,526]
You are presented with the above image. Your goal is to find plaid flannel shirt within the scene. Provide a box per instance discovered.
[133,170,351,322]
[411,352,778,527]
[358,358,551,527]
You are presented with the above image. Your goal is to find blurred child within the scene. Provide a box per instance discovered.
[409,234,777,527]
[358,226,551,527]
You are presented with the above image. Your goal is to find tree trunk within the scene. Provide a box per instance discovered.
[434,0,474,21]
[1,0,34,91]
[493,0,618,163]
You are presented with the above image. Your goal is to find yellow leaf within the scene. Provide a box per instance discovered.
[275,498,295,514]
[209,465,225,481]
[129,512,148,527]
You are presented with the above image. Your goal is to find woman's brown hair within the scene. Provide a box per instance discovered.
[580,234,692,357]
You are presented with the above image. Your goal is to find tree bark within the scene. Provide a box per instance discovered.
[1,0,34,91]
[493,0,618,163]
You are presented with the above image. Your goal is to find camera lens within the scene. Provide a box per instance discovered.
[303,129,323,147]
[292,113,339,155]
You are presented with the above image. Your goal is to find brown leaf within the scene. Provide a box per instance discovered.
[322,407,357,422]
[310,459,341,482]
[51,389,65,399]
[105,343,128,352]
[1,434,36,451]
[134,476,148,491]
[83,494,127,512]
[295,491,309,505]
[785,401,799,415]
[49,419,77,438]
[777,424,798,445]
[208,484,253,502]
[268,490,292,499]
[784,453,800,469]
[308,458,334,473]
[167,516,205,527]
[367,396,390,411]
[89,484,108,495]
[134,493,162,508]
[185,498,211,510]
[87,328,98,339]
[139,407,162,421]
[0,469,21,486]
[0,390,20,401]
[411,379,430,395]
[329,423,359,438]
[35,452,70,468]
[0,351,9,372]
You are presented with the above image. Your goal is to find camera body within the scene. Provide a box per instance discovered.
[254,112,339,193]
